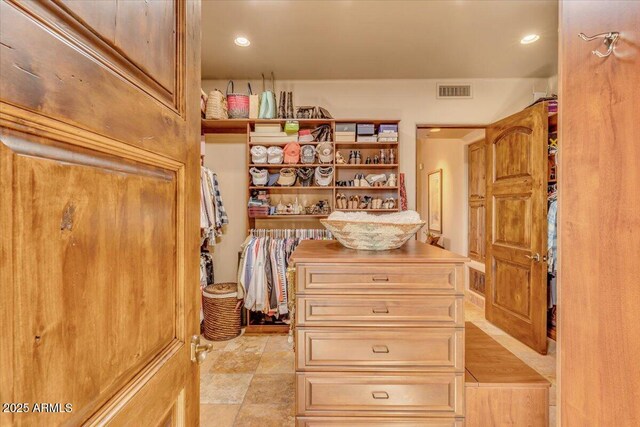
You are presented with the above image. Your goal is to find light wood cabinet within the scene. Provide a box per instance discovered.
[468,140,486,263]
[291,240,468,425]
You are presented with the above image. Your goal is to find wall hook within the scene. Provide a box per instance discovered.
[578,32,619,58]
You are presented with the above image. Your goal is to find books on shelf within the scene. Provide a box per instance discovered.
[378,137,398,142]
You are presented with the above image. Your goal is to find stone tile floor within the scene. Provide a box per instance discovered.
[200,301,557,426]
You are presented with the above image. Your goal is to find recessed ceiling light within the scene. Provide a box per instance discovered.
[520,34,540,44]
[234,36,250,47]
[430,128,441,133]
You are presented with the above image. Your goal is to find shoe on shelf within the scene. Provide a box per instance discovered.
[355,151,362,164]
[387,173,397,187]
[336,151,346,164]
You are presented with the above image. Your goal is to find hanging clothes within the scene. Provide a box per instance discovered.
[237,229,332,316]
[201,166,229,243]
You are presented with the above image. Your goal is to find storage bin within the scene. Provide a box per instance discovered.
[202,283,241,341]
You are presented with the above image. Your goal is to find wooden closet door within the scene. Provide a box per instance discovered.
[0,1,201,426]
[560,2,640,425]
[468,140,486,261]
[485,103,548,354]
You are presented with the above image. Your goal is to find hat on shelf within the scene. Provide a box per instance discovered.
[249,167,268,186]
[317,141,334,164]
[277,168,297,186]
[267,172,280,187]
[250,145,267,164]
[315,166,334,187]
[284,142,301,164]
[297,167,315,187]
[267,146,284,164]
[301,145,316,164]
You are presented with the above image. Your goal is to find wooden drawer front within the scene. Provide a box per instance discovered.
[297,417,464,426]
[296,295,463,327]
[297,373,464,417]
[296,328,463,372]
[297,264,463,295]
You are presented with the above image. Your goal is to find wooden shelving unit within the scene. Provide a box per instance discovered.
[202,118,401,332]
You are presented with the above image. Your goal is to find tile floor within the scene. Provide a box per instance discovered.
[200,301,557,426]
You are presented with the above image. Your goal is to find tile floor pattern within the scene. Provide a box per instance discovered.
[200,302,557,426]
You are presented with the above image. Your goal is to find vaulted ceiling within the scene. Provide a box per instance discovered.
[202,0,558,80]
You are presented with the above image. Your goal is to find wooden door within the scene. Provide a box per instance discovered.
[468,140,486,261]
[0,1,201,426]
[485,103,548,354]
[560,2,640,425]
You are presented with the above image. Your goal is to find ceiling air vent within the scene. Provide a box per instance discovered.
[437,83,473,99]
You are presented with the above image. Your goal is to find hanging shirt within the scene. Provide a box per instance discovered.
[547,199,558,274]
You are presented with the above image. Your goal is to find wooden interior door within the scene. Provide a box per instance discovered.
[468,139,486,262]
[560,2,640,425]
[485,103,548,354]
[0,1,201,425]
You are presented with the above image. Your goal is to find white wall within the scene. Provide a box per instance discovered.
[417,137,470,256]
[202,77,548,281]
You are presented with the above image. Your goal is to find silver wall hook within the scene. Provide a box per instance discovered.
[578,32,620,58]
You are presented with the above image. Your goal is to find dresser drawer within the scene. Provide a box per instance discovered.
[297,372,464,417]
[296,295,463,327]
[296,417,464,427]
[296,328,463,372]
[296,263,464,295]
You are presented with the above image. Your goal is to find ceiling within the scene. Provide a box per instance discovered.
[418,128,482,140]
[201,0,558,80]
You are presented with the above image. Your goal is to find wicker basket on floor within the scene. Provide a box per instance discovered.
[202,283,241,341]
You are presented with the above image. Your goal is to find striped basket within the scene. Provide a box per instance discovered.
[226,81,250,119]
[320,219,425,251]
[202,283,241,341]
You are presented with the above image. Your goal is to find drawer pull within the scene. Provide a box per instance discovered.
[372,345,389,354]
[372,391,389,400]
[372,307,389,314]
[372,276,389,282]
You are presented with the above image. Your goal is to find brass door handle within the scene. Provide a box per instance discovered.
[372,345,389,354]
[191,335,213,364]
[372,307,389,314]
[372,276,389,282]
[525,253,541,262]
[372,391,389,399]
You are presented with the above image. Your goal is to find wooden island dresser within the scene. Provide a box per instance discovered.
[290,240,468,426]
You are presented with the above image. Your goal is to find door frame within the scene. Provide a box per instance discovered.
[414,124,486,243]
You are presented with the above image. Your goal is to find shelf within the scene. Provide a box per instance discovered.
[202,118,335,134]
[251,214,329,219]
[335,187,398,191]
[335,119,400,124]
[335,142,398,147]
[249,141,326,146]
[248,164,334,168]
[335,209,399,212]
[250,186,334,190]
[336,164,398,168]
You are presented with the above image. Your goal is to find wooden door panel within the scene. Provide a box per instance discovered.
[493,130,533,181]
[485,103,548,354]
[468,141,486,200]
[0,1,184,155]
[0,0,201,425]
[58,0,178,92]
[560,2,640,424]
[493,195,531,249]
[468,201,484,260]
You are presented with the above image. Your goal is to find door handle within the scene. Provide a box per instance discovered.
[372,345,390,354]
[372,276,389,282]
[372,391,389,400]
[525,253,548,262]
[191,335,213,364]
[372,307,389,314]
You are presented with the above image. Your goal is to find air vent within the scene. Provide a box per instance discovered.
[437,83,473,99]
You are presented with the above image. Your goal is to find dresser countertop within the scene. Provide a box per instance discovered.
[290,240,469,264]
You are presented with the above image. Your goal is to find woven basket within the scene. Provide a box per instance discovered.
[226,81,250,119]
[205,89,228,120]
[320,219,425,251]
[202,283,241,341]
